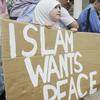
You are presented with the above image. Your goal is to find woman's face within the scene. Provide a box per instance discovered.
[94,1,100,10]
[49,4,61,22]
[96,2,100,10]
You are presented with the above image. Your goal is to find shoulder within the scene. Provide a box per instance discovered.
[61,7,69,15]
[60,7,75,27]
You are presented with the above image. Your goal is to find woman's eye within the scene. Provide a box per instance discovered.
[55,5,61,9]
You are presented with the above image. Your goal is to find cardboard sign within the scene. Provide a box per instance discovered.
[2,19,100,100]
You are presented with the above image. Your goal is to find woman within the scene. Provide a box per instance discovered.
[32,0,62,28]
[0,0,8,100]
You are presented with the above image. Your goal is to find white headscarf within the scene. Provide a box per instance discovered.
[33,0,61,27]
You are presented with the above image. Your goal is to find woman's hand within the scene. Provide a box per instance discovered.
[70,28,78,32]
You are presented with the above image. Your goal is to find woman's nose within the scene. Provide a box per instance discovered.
[67,0,70,3]
[57,7,61,12]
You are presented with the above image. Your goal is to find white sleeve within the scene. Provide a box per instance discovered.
[60,7,75,26]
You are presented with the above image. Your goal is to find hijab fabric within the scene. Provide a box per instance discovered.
[33,0,61,27]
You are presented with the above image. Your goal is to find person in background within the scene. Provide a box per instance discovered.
[59,0,79,31]
[78,0,100,33]
[0,0,8,17]
[89,0,96,3]
[59,0,71,10]
[0,0,8,100]
[60,0,74,11]
[7,0,15,14]
[90,0,100,19]
[9,0,40,20]
[67,0,74,16]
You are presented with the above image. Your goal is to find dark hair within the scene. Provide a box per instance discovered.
[89,0,100,3]
[89,0,95,3]
[97,0,100,2]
